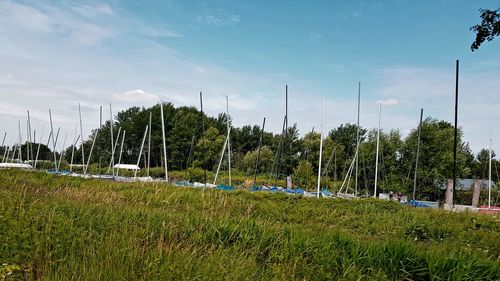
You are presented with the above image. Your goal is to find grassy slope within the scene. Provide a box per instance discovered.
[0,170,499,280]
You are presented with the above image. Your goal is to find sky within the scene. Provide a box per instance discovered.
[0,0,499,156]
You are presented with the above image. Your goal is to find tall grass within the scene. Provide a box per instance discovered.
[0,170,499,280]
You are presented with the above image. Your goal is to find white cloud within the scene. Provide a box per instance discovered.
[372,64,500,153]
[194,66,206,73]
[376,98,399,106]
[67,2,114,18]
[137,24,183,38]
[114,89,158,103]
[0,1,113,46]
[0,1,54,33]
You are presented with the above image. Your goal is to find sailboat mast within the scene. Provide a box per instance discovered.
[488,113,492,209]
[34,128,44,169]
[285,85,288,181]
[226,95,231,187]
[253,117,266,186]
[109,104,115,175]
[84,127,99,176]
[99,106,102,174]
[48,110,58,171]
[1,132,6,163]
[27,111,32,164]
[135,125,149,179]
[317,97,325,198]
[452,60,459,208]
[70,134,79,173]
[17,120,23,164]
[413,108,423,200]
[147,112,152,178]
[69,125,77,172]
[200,92,207,185]
[213,133,229,185]
[116,130,126,177]
[355,82,361,196]
[78,103,85,170]
[108,128,121,176]
[374,104,381,198]
[58,133,67,171]
[160,103,168,181]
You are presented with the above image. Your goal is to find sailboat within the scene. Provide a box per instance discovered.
[213,96,235,191]
[338,82,361,199]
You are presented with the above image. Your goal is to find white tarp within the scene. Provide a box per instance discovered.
[0,163,33,169]
[113,164,140,170]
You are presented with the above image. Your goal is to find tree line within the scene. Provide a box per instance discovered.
[2,102,498,200]
[65,104,500,198]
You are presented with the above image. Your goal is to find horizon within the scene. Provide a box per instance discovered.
[0,0,499,156]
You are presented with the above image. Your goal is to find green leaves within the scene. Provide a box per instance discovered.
[470,8,500,51]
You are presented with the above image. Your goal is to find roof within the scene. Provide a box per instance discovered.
[113,164,140,170]
[0,163,33,169]
[437,179,495,190]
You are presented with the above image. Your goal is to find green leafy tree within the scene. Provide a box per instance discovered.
[294,160,314,189]
[400,118,473,200]
[193,126,226,171]
[470,8,500,51]
[239,146,274,174]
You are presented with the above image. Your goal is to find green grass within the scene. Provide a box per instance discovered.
[0,170,499,280]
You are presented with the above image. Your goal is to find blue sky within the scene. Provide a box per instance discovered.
[0,0,499,155]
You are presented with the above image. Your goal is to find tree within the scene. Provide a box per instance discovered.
[293,160,314,189]
[473,148,496,180]
[273,124,303,177]
[301,131,336,175]
[470,8,500,51]
[239,146,274,174]
[400,118,473,200]
[193,126,226,171]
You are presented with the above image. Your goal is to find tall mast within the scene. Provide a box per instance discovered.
[452,60,459,208]
[135,125,148,179]
[26,119,29,163]
[200,92,207,185]
[160,102,168,182]
[27,110,32,164]
[285,85,288,179]
[70,125,77,172]
[1,132,6,163]
[226,95,231,187]
[58,133,67,171]
[253,117,266,186]
[70,135,79,173]
[108,128,121,175]
[413,108,424,200]
[84,127,99,176]
[213,132,229,185]
[355,81,361,196]
[488,112,492,209]
[147,112,152,178]
[317,97,326,198]
[116,130,126,177]
[17,120,22,164]
[374,104,382,198]
[48,110,58,171]
[78,103,85,170]
[273,116,287,186]
[34,128,44,169]
[99,105,102,174]
[109,104,114,175]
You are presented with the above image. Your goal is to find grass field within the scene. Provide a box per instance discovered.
[0,170,499,280]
